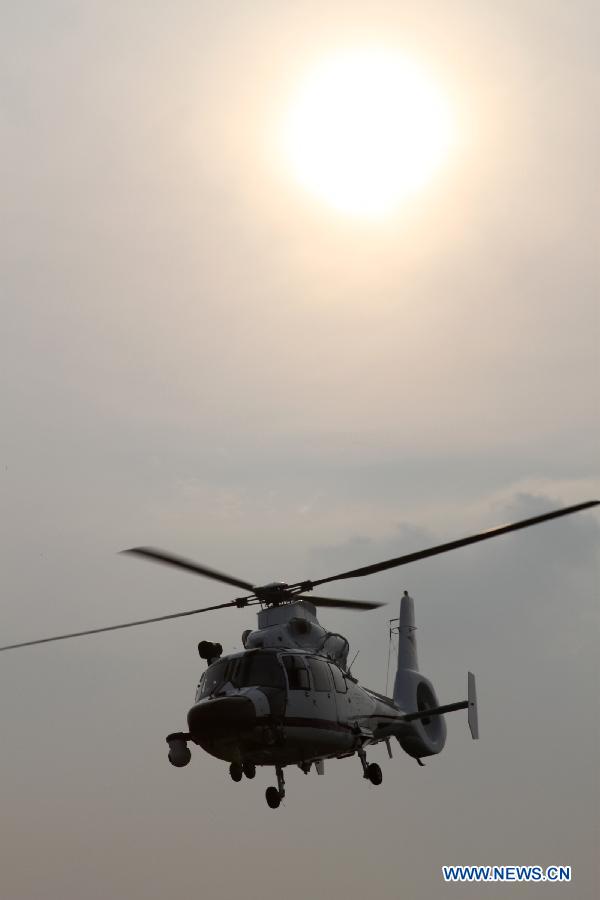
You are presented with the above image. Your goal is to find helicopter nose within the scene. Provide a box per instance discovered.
[187,696,256,738]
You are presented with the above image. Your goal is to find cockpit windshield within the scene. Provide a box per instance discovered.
[240,654,285,689]
[198,652,285,698]
[201,660,228,697]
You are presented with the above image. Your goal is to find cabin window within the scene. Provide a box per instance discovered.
[309,658,332,692]
[282,655,310,691]
[329,664,347,694]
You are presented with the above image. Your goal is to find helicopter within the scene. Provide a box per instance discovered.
[1,499,597,809]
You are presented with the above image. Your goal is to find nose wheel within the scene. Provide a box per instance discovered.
[229,761,257,781]
[229,762,243,782]
[265,765,285,809]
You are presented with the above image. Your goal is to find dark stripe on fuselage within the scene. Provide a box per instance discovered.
[282,716,354,733]
[269,714,401,733]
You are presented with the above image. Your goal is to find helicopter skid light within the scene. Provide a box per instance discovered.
[284,49,456,217]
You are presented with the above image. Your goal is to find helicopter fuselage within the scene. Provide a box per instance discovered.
[186,648,405,767]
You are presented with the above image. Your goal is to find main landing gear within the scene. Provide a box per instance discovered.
[265,765,286,809]
[230,759,283,807]
[357,747,383,786]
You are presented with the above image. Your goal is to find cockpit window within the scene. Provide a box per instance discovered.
[195,672,206,701]
[239,654,285,689]
[200,652,285,698]
[201,660,228,697]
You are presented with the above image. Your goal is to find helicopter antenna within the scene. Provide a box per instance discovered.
[347,650,360,673]
[385,614,400,696]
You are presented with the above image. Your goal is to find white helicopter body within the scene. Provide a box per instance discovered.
[168,593,474,805]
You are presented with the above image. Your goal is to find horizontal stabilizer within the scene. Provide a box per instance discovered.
[468,671,478,740]
[401,671,479,740]
[402,700,468,722]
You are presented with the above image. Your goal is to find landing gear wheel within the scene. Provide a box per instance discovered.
[265,786,281,809]
[367,762,383,785]
[243,762,256,779]
[229,762,243,782]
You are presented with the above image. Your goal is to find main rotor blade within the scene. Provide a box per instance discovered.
[122,547,255,592]
[0,600,246,653]
[306,595,383,611]
[308,500,600,587]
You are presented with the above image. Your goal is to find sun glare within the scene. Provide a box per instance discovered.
[284,49,456,217]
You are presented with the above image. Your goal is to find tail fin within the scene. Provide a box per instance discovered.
[393,591,418,707]
[398,590,418,670]
[393,591,447,757]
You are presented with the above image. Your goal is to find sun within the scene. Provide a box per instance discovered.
[284,49,456,217]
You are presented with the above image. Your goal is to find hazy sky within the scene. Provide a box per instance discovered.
[1,2,598,898]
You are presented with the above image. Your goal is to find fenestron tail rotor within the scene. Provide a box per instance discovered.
[1,499,597,652]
